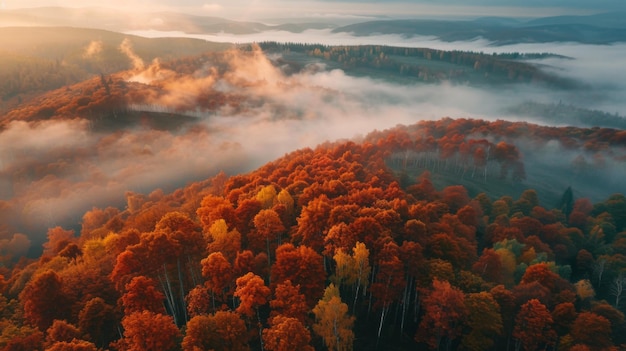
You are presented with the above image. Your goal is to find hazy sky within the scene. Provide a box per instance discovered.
[2,0,622,20]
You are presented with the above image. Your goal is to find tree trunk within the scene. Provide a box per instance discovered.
[177,259,188,323]
[376,304,388,349]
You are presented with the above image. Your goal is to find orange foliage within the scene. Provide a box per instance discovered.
[416,279,467,349]
[201,252,233,306]
[20,270,70,331]
[269,280,308,323]
[42,227,76,257]
[270,243,326,307]
[46,340,99,351]
[121,276,166,315]
[113,311,180,351]
[571,312,613,350]
[234,272,270,318]
[182,311,249,351]
[513,299,556,351]
[263,315,313,351]
[45,320,81,346]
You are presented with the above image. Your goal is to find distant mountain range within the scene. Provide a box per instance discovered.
[333,12,626,45]
[2,7,626,44]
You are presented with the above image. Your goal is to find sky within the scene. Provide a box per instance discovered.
[2,0,623,20]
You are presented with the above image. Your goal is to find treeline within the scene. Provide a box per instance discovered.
[1,118,626,350]
[0,27,231,111]
[508,101,626,130]
[1,50,245,129]
[258,42,580,88]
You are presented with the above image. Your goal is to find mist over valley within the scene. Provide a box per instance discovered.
[1,22,625,245]
[2,3,626,350]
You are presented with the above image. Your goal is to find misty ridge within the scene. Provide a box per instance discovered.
[4,5,626,351]
[1,12,626,257]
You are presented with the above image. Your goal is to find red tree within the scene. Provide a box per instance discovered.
[571,312,613,350]
[20,270,70,330]
[416,279,467,350]
[263,315,314,351]
[234,272,271,318]
[121,276,166,315]
[269,280,308,323]
[113,311,180,351]
[513,299,556,351]
[201,252,233,309]
[182,311,249,351]
[270,243,326,307]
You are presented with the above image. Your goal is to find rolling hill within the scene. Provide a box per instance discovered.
[332,12,626,45]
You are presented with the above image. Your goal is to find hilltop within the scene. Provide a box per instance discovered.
[0,118,625,350]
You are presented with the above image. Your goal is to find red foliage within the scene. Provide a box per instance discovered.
[270,243,326,308]
[472,248,502,284]
[269,280,308,323]
[513,299,556,351]
[201,252,233,306]
[42,227,76,257]
[182,311,249,351]
[263,315,314,351]
[415,279,467,349]
[45,320,81,346]
[571,312,613,350]
[121,276,166,315]
[20,270,71,330]
[113,311,180,351]
[234,272,271,317]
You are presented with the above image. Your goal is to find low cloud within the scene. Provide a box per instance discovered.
[2,33,625,254]
[83,40,104,59]
[119,38,146,71]
[202,3,223,12]
[0,233,30,260]
[127,28,626,115]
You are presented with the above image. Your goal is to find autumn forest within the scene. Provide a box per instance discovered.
[1,20,626,351]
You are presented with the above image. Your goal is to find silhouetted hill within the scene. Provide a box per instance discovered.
[0,26,231,112]
[333,13,626,44]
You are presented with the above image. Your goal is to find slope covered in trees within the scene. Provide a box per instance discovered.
[259,42,579,89]
[1,118,626,350]
[0,27,231,113]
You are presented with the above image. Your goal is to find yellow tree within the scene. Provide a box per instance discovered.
[352,242,371,312]
[256,185,278,209]
[332,249,356,287]
[312,284,355,351]
[207,219,241,263]
[276,189,295,220]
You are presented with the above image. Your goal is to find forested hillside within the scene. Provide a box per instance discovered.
[1,118,625,350]
[259,42,579,89]
[0,27,231,113]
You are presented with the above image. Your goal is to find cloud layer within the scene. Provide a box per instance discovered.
[1,33,625,256]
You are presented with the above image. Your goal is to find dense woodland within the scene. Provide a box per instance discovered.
[259,42,580,88]
[2,34,626,350]
[1,117,626,350]
[0,27,231,113]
